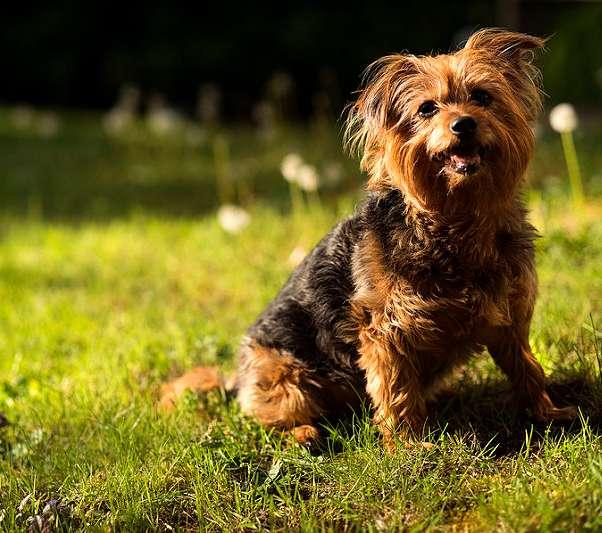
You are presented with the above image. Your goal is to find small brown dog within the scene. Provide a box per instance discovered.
[161,29,576,449]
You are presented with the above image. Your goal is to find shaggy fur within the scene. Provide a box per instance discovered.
[160,28,576,449]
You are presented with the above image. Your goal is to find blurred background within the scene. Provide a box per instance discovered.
[0,0,600,219]
[0,5,600,528]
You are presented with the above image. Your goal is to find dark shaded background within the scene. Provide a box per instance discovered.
[3,1,601,119]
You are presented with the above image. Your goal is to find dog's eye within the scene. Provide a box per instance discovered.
[470,89,492,107]
[417,100,438,117]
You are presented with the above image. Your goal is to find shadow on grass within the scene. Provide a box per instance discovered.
[428,374,602,457]
[316,373,601,457]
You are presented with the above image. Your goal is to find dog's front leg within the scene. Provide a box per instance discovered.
[357,324,427,451]
[487,330,577,421]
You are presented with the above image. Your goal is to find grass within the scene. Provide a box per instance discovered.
[0,108,601,531]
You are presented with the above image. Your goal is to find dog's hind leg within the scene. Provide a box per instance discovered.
[160,341,359,447]
[236,341,329,446]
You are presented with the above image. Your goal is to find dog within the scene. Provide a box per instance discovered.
[160,28,577,449]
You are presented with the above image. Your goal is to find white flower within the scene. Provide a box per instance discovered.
[103,85,140,136]
[103,107,133,134]
[288,246,307,267]
[147,108,182,135]
[280,153,304,182]
[10,106,34,129]
[549,103,578,133]
[36,112,60,137]
[217,205,250,234]
[296,164,319,192]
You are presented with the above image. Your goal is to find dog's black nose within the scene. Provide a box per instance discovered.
[450,116,477,136]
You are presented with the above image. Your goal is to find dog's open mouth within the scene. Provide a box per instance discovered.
[441,146,484,176]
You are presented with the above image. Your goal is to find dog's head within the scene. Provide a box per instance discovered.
[346,29,545,214]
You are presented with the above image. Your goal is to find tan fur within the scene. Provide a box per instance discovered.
[158,367,224,412]
[237,341,362,432]
[236,342,325,428]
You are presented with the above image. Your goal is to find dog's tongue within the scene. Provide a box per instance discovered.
[450,152,481,174]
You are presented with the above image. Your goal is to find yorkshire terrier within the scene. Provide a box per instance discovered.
[161,29,577,449]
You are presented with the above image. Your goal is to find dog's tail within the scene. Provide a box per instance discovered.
[158,367,236,411]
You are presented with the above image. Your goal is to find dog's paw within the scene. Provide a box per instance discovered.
[290,425,320,447]
[403,441,436,451]
[383,431,435,453]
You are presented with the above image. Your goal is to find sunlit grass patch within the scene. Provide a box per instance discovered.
[0,115,600,530]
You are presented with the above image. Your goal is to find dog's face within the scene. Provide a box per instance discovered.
[347,29,545,213]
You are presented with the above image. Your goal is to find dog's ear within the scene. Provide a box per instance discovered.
[464,28,545,66]
[345,54,418,185]
[351,55,419,132]
[464,28,545,120]
[345,54,418,162]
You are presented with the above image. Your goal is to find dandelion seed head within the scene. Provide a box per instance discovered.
[147,108,182,135]
[217,205,251,234]
[280,153,304,182]
[549,103,578,133]
[103,108,133,135]
[296,164,319,192]
[37,112,60,138]
[10,105,34,129]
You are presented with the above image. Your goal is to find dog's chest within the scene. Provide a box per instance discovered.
[352,230,513,348]
[403,254,511,341]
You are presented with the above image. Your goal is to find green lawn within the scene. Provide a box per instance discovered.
[0,109,601,531]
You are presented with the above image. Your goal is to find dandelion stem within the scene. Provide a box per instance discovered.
[288,181,305,219]
[560,130,584,208]
[307,190,322,212]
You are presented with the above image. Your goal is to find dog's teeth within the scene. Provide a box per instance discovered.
[450,153,481,174]
[451,153,480,166]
